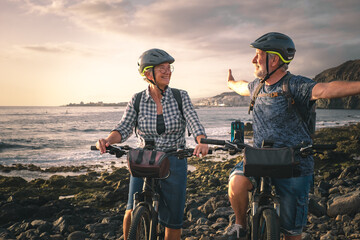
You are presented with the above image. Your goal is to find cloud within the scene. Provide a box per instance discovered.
[20,42,104,57]
[10,0,360,77]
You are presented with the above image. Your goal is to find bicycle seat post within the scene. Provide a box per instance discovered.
[133,192,139,210]
[152,193,160,212]
[260,177,271,194]
[251,194,259,216]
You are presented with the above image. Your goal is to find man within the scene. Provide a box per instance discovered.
[225,32,360,240]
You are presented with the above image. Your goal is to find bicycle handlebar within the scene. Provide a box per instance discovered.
[308,144,337,150]
[200,138,227,146]
[200,138,336,156]
[91,145,212,159]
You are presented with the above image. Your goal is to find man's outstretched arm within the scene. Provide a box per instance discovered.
[311,81,360,100]
[227,69,251,96]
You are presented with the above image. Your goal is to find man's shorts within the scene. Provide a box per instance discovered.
[229,161,313,236]
[126,156,187,229]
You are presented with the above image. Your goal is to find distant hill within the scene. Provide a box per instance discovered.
[193,91,250,107]
[65,101,127,107]
[314,59,360,109]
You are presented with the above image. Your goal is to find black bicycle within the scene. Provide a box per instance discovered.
[91,143,203,240]
[200,138,336,240]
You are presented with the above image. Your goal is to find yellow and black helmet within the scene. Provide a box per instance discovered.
[250,32,296,64]
[137,48,175,76]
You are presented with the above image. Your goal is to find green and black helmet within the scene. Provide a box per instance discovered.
[138,48,175,76]
[250,32,296,64]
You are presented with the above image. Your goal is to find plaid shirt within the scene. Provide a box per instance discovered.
[113,87,206,151]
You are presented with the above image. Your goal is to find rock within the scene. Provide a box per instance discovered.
[53,215,84,234]
[207,207,234,221]
[327,190,360,217]
[0,176,27,187]
[196,217,210,225]
[320,231,335,240]
[187,208,205,222]
[308,197,327,217]
[67,231,88,240]
[301,232,312,240]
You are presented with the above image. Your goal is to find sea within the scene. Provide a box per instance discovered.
[1,106,359,180]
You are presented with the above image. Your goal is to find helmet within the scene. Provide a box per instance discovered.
[250,32,296,63]
[137,48,175,76]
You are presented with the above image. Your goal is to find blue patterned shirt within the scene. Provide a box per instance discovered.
[248,72,317,176]
[113,87,206,151]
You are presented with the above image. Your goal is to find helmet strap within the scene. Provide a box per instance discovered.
[260,53,286,83]
[151,68,166,96]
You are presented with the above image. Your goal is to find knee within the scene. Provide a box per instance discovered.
[228,175,252,199]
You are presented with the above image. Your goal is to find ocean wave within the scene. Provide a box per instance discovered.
[0,141,28,151]
[67,127,108,133]
[0,140,62,152]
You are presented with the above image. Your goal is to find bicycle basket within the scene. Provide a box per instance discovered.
[244,146,295,178]
[127,149,170,178]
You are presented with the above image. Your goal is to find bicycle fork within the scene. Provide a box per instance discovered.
[250,178,281,240]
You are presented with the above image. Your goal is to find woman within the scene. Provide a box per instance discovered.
[96,48,208,240]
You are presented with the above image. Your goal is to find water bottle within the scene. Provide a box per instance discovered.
[231,120,244,143]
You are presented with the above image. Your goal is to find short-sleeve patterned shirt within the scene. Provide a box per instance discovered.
[113,87,206,151]
[248,72,317,176]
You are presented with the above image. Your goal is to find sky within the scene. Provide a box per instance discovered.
[1,0,359,106]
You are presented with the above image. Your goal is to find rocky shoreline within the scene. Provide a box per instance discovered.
[1,124,360,240]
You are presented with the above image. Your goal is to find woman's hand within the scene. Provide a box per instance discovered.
[193,135,209,157]
[96,138,110,154]
[95,131,122,154]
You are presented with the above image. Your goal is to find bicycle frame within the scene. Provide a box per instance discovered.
[133,177,160,212]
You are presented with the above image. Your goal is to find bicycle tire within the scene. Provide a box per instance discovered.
[128,206,151,240]
[258,209,280,240]
[149,209,159,240]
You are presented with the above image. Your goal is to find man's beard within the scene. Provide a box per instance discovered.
[254,65,267,80]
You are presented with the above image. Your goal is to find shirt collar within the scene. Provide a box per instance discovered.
[144,86,172,102]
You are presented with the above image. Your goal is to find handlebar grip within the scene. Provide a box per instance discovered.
[90,146,98,151]
[200,138,226,146]
[312,144,337,150]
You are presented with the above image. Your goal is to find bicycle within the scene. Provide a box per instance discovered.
[200,137,336,240]
[91,142,206,240]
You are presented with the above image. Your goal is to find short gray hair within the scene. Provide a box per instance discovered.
[142,67,153,83]
[268,53,288,71]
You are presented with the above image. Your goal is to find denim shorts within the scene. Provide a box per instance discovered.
[229,161,313,236]
[126,156,187,229]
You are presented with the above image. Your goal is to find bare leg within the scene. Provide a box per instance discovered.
[123,209,132,240]
[165,227,181,240]
[228,175,253,227]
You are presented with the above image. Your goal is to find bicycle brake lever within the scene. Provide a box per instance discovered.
[115,152,126,158]
[300,145,312,152]
[229,149,239,155]
[213,147,227,151]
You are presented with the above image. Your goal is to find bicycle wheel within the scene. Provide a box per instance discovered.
[128,206,151,240]
[149,209,159,240]
[258,209,280,240]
